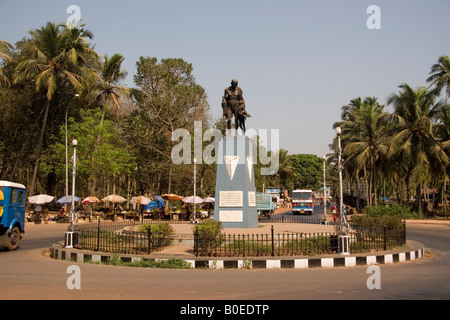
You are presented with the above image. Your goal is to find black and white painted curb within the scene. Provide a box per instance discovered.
[50,243,425,269]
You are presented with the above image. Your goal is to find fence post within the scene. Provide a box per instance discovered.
[383,225,387,251]
[194,226,199,257]
[271,225,275,257]
[96,217,100,251]
[147,225,152,254]
[403,219,406,244]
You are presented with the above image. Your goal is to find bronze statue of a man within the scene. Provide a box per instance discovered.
[222,79,247,131]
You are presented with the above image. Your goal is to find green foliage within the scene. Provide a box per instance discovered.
[194,220,223,249]
[99,254,191,269]
[351,215,403,229]
[42,107,135,185]
[124,56,210,196]
[289,154,323,190]
[351,203,408,228]
[363,203,411,218]
[139,223,175,247]
[194,220,223,238]
[284,235,332,256]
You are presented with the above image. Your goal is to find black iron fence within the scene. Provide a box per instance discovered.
[263,216,324,224]
[193,224,406,257]
[74,219,178,254]
[73,219,406,257]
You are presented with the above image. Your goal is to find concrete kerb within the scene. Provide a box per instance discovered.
[49,240,426,270]
[49,221,428,270]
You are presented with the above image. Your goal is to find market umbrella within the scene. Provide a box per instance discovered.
[161,193,183,201]
[102,195,127,215]
[182,196,204,204]
[130,196,152,205]
[101,195,126,203]
[82,196,100,221]
[202,197,215,203]
[28,194,54,205]
[82,196,100,204]
[56,195,80,204]
[153,195,165,202]
[144,200,165,210]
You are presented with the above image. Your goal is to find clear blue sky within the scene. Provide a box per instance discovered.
[1,0,449,157]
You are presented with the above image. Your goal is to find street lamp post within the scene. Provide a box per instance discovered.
[323,155,327,223]
[335,127,344,233]
[193,158,197,223]
[70,139,77,232]
[66,94,79,197]
[335,127,349,254]
[65,94,79,223]
[65,139,77,248]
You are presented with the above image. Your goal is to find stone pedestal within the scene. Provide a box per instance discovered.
[214,135,258,228]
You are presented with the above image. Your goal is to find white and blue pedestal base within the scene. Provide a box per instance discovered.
[214,135,258,228]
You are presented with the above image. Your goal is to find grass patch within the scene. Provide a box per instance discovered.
[89,253,192,269]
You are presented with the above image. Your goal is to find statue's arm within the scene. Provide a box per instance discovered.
[239,88,245,109]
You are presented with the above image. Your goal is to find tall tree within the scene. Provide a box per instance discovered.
[387,84,448,213]
[87,53,131,194]
[290,154,323,190]
[94,53,131,121]
[0,40,15,87]
[13,22,95,196]
[128,57,210,194]
[427,55,450,105]
[341,97,388,206]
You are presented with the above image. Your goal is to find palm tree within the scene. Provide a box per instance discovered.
[387,83,448,213]
[433,103,450,215]
[94,53,131,121]
[340,97,363,121]
[277,148,296,191]
[427,55,450,105]
[14,22,95,196]
[427,55,450,215]
[86,53,131,194]
[0,39,15,87]
[335,97,388,207]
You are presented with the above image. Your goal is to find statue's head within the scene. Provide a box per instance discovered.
[231,79,238,87]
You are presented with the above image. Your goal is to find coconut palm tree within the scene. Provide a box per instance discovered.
[94,53,131,121]
[387,83,448,213]
[432,103,450,214]
[13,22,96,196]
[85,53,131,194]
[335,97,388,207]
[277,148,296,191]
[427,55,450,105]
[0,39,15,87]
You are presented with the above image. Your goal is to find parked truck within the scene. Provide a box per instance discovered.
[256,192,275,219]
[0,181,27,250]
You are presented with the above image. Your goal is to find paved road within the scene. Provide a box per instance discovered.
[0,217,449,302]
[267,204,327,221]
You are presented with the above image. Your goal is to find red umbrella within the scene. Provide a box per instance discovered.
[82,196,100,221]
[82,196,100,204]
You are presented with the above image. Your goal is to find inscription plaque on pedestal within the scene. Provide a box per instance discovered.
[219,191,243,207]
[219,210,243,222]
[214,135,258,228]
[248,191,256,207]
